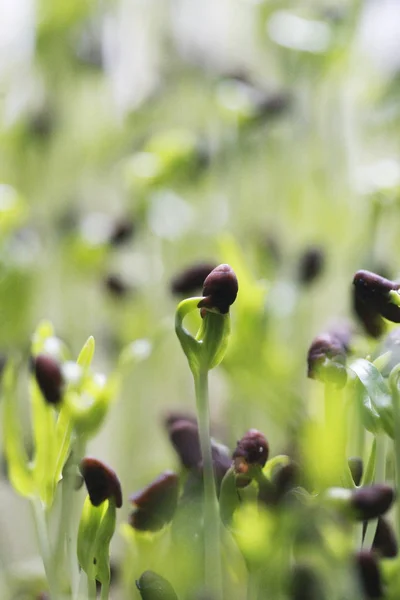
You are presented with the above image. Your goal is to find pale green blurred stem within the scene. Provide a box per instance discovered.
[100,580,110,600]
[87,576,97,600]
[194,369,223,600]
[31,497,59,600]
[70,438,87,600]
[53,435,86,600]
[363,434,386,549]
[391,375,400,544]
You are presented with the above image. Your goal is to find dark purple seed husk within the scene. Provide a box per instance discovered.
[80,457,123,508]
[170,263,216,296]
[104,274,130,298]
[164,411,197,429]
[136,570,178,600]
[130,472,179,532]
[348,457,363,487]
[298,246,325,285]
[307,333,347,387]
[272,462,299,501]
[353,287,384,338]
[355,551,383,599]
[352,484,394,521]
[199,264,238,314]
[168,420,201,469]
[289,564,325,600]
[108,218,135,246]
[232,429,269,471]
[372,517,398,558]
[353,270,400,323]
[33,354,64,405]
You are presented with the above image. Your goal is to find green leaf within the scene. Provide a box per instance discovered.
[77,496,106,575]
[77,497,117,585]
[30,379,57,506]
[65,374,117,439]
[54,406,72,484]
[76,336,95,369]
[137,571,179,600]
[2,360,34,497]
[349,359,394,438]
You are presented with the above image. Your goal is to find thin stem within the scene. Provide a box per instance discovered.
[62,436,86,600]
[391,375,400,544]
[31,497,59,600]
[194,369,223,600]
[363,434,386,550]
[100,580,110,600]
[247,569,259,600]
[87,576,97,600]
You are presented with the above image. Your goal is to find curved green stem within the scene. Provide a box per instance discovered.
[194,369,223,600]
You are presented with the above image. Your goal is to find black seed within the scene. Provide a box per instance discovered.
[298,246,325,285]
[233,429,269,474]
[352,484,394,521]
[355,551,383,599]
[104,274,130,298]
[170,263,216,296]
[108,218,135,246]
[168,419,201,469]
[33,354,64,405]
[289,564,325,600]
[353,270,400,323]
[199,264,238,314]
[307,333,347,387]
[372,517,398,558]
[130,472,179,532]
[80,457,123,508]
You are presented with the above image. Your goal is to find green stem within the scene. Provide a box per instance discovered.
[31,497,59,600]
[363,434,386,550]
[391,374,400,544]
[247,569,259,600]
[87,576,97,600]
[194,369,223,600]
[100,580,110,600]
[62,436,86,600]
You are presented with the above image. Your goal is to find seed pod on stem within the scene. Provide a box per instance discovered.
[80,457,123,508]
[355,551,383,599]
[33,354,64,405]
[307,333,347,388]
[351,484,394,521]
[129,471,179,532]
[199,264,238,315]
[353,270,400,323]
[232,429,269,485]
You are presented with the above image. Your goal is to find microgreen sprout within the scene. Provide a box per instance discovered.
[175,263,238,599]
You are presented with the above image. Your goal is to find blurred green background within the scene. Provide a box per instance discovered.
[1,0,400,595]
